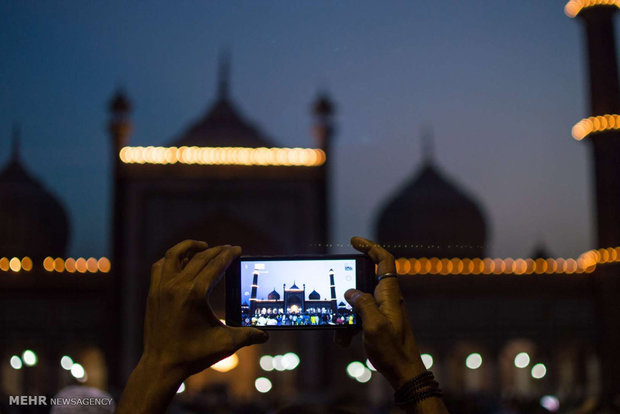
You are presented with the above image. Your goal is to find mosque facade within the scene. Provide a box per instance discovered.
[107,56,336,389]
[246,268,339,319]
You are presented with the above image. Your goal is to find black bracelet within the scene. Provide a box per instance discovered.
[394,371,434,399]
[394,371,443,407]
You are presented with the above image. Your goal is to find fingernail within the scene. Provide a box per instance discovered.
[344,289,357,300]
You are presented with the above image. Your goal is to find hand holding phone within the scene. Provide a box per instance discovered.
[116,241,269,414]
[143,242,268,372]
[341,237,433,394]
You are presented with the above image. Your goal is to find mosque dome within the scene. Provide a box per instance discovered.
[171,53,275,148]
[308,290,321,300]
[268,289,281,300]
[0,136,70,261]
[375,159,487,259]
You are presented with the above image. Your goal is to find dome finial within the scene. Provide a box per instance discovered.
[11,123,21,161]
[313,90,334,117]
[109,87,131,114]
[421,124,434,163]
[217,48,231,101]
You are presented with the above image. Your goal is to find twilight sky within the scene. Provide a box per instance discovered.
[1,1,616,259]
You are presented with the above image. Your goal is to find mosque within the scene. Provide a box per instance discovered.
[246,268,340,318]
[0,1,619,409]
[0,128,112,395]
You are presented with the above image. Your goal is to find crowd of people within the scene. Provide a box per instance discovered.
[243,308,355,326]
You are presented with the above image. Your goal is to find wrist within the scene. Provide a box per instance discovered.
[388,359,428,390]
[116,354,187,414]
[138,352,187,384]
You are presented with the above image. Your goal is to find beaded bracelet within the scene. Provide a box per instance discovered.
[394,371,443,407]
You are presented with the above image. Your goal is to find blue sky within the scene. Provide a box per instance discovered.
[1,1,615,258]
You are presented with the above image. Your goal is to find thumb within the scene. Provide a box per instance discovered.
[344,289,384,322]
[229,327,269,349]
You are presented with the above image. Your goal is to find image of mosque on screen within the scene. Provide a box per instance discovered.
[240,259,356,327]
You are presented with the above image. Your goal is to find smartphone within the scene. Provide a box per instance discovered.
[226,254,375,329]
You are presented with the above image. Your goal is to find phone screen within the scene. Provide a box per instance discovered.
[239,258,357,327]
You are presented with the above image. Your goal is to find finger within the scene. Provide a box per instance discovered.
[150,258,165,290]
[351,236,396,275]
[195,245,242,295]
[228,326,269,350]
[182,245,227,280]
[351,236,404,323]
[344,289,385,328]
[163,240,208,275]
[334,327,359,348]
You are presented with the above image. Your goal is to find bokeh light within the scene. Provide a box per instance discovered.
[255,377,272,393]
[421,353,434,369]
[54,258,64,272]
[0,257,9,271]
[531,363,547,379]
[465,353,482,370]
[97,257,111,272]
[355,367,372,383]
[60,356,73,370]
[9,257,21,272]
[70,363,86,379]
[43,257,54,272]
[346,361,366,378]
[10,356,22,370]
[21,257,33,271]
[282,352,300,370]
[22,350,37,367]
[273,355,285,371]
[211,353,239,372]
[514,352,530,368]
[540,395,560,412]
[120,146,326,167]
[76,258,87,273]
[259,355,274,371]
[64,258,76,273]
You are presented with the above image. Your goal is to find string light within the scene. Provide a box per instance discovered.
[65,258,76,273]
[1,256,111,274]
[571,114,620,140]
[0,257,34,272]
[43,257,54,272]
[21,257,33,271]
[565,0,619,18]
[97,258,111,272]
[2,246,619,276]
[119,146,326,167]
[393,246,620,276]
[9,258,21,272]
